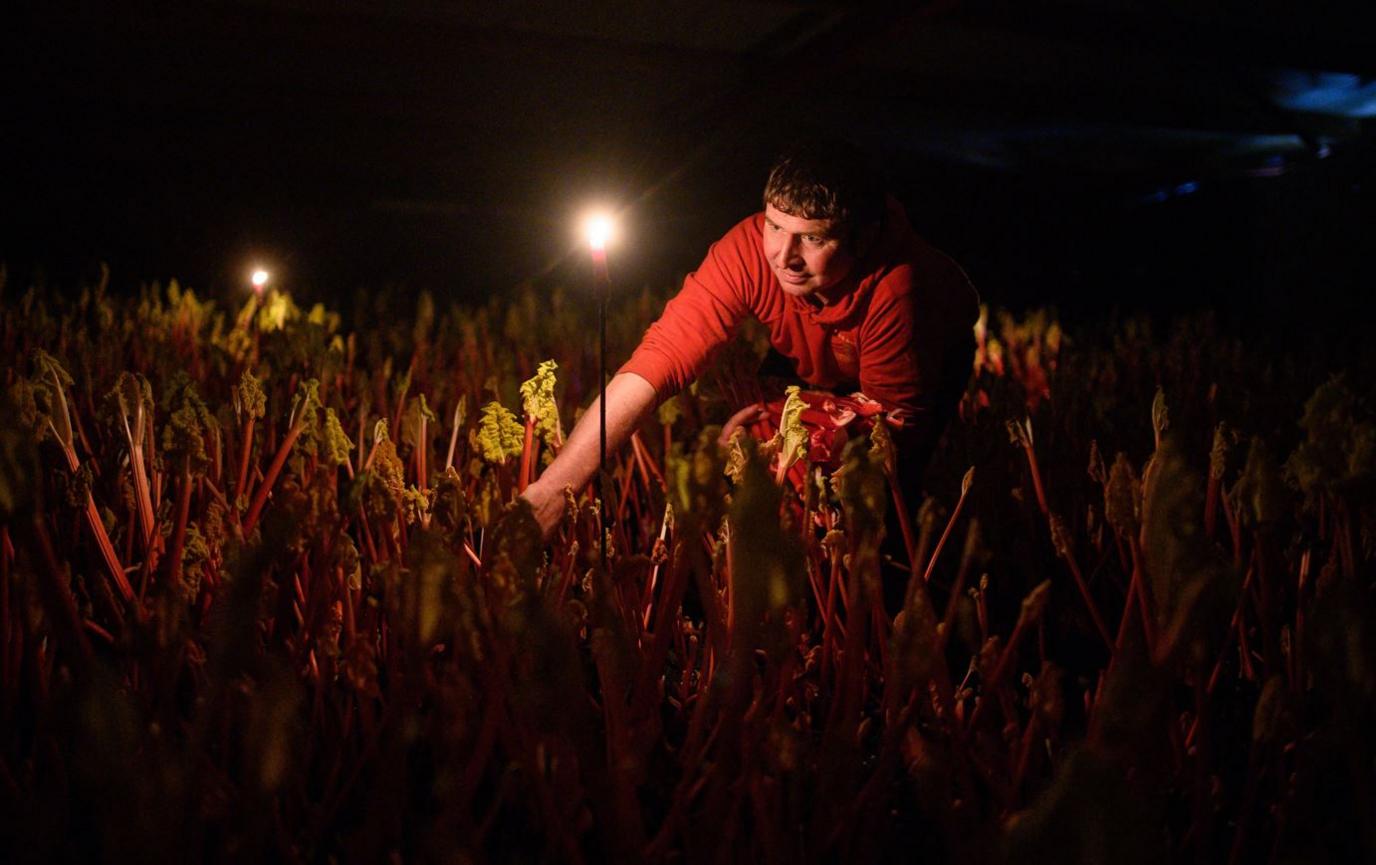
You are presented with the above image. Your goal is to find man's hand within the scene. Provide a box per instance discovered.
[718,402,770,446]
[521,476,569,540]
[518,372,658,541]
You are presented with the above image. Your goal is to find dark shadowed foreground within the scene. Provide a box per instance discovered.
[1,270,1372,863]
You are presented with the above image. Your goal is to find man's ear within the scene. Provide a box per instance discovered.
[851,220,881,259]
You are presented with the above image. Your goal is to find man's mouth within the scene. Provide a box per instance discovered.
[777,269,809,285]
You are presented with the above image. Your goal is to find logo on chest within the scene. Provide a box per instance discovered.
[830,332,859,376]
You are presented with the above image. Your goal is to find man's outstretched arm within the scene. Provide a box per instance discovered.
[520,371,658,538]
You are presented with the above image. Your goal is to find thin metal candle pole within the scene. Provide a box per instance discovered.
[592,246,609,569]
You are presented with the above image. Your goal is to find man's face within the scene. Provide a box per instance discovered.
[761,203,857,301]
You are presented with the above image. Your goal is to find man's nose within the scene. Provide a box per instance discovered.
[775,234,800,266]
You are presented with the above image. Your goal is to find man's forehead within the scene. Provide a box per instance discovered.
[764,203,840,235]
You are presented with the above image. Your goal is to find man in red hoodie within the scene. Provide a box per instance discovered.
[522,139,979,539]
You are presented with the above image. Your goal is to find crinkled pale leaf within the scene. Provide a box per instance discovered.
[1209,423,1229,480]
[518,359,563,447]
[1048,513,1073,559]
[401,526,455,646]
[656,394,684,427]
[1285,375,1351,498]
[235,368,266,420]
[836,436,887,551]
[487,497,543,598]
[1141,435,1228,657]
[1285,374,1376,500]
[451,394,467,436]
[59,462,94,508]
[323,408,354,467]
[869,416,896,476]
[1028,661,1064,726]
[9,379,39,438]
[162,377,218,472]
[1151,387,1169,446]
[400,393,438,452]
[14,375,67,446]
[429,466,468,536]
[307,302,340,330]
[1045,320,1063,357]
[257,289,298,332]
[1104,452,1140,537]
[726,437,803,659]
[474,401,523,464]
[201,497,231,550]
[364,422,406,522]
[32,349,74,389]
[1232,436,1286,526]
[337,533,362,591]
[401,484,430,526]
[289,378,324,456]
[1350,425,1376,485]
[109,371,154,428]
[889,557,941,697]
[667,427,727,533]
[0,390,39,520]
[770,385,809,471]
[290,378,322,426]
[1006,416,1032,448]
[31,350,75,448]
[1087,439,1107,485]
[984,337,1005,375]
[813,464,833,505]
[179,523,211,602]
[723,428,750,484]
[233,293,258,330]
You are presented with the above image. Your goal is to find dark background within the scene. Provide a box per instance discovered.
[5,1,1375,326]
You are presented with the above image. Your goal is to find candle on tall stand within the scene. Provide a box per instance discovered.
[248,267,271,366]
[584,214,614,568]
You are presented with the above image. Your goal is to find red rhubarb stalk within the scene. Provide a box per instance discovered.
[1051,513,1114,650]
[517,414,535,493]
[1009,418,1049,516]
[445,401,463,471]
[242,418,307,536]
[923,467,975,584]
[1204,472,1221,538]
[166,458,193,589]
[416,410,429,489]
[47,403,134,604]
[234,416,256,503]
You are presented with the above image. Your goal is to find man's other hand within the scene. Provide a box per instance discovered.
[515,372,658,543]
[519,478,567,542]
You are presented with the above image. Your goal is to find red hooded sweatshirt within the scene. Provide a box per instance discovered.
[621,198,979,441]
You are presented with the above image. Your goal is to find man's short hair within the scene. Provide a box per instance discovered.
[763,138,885,234]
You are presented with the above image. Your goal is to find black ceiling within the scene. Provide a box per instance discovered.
[6,1,1374,314]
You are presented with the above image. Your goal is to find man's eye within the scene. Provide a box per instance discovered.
[804,235,823,244]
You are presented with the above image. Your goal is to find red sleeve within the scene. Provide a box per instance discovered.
[619,221,756,400]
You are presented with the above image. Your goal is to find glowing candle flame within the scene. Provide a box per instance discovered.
[251,269,270,293]
[584,214,614,252]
